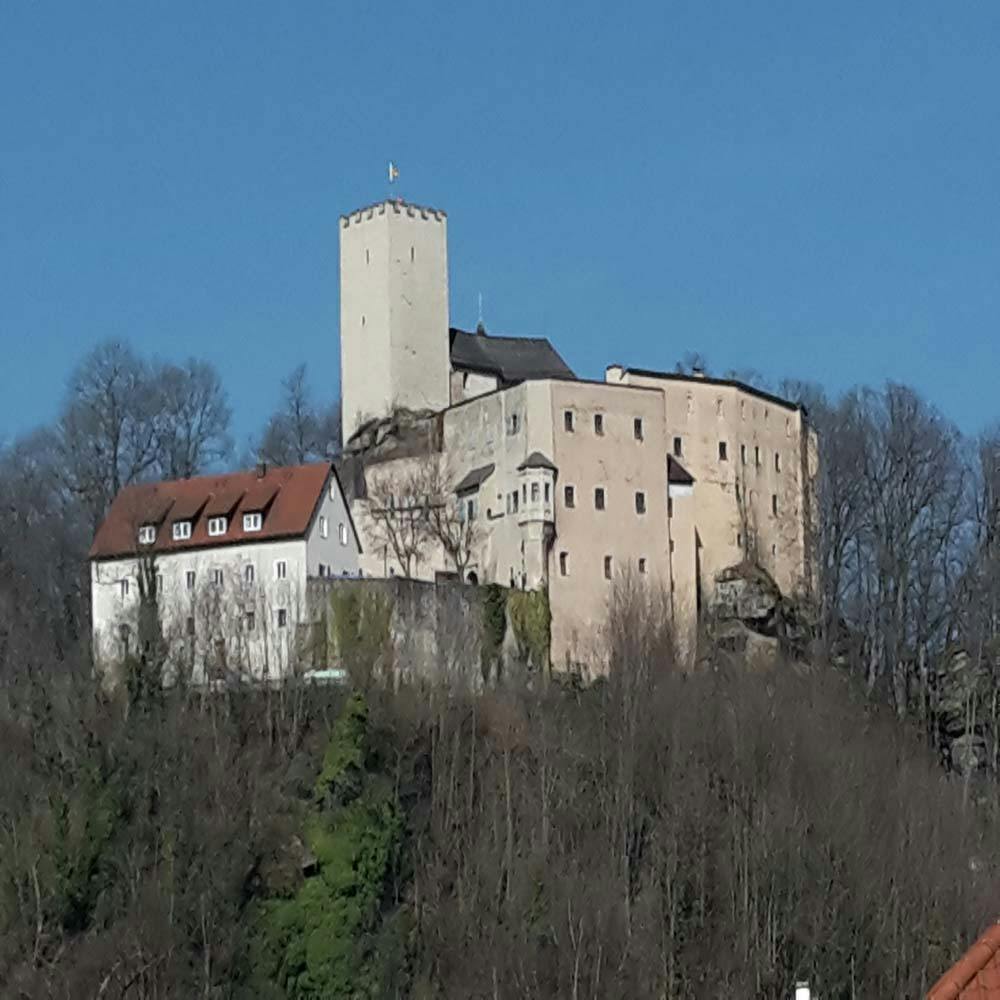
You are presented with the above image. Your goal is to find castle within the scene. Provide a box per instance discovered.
[337,198,819,667]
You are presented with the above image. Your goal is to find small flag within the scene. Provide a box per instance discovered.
[388,161,399,183]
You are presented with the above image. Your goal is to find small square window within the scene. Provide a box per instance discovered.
[673,437,682,457]
[275,560,287,580]
[172,520,192,541]
[243,512,262,532]
[564,410,574,432]
[138,525,156,545]
[277,609,287,628]
[635,491,646,515]
[244,564,255,584]
[594,487,606,511]
[718,441,728,461]
[186,570,196,590]
[559,552,569,576]
[564,485,575,508]
[634,418,643,441]
[638,557,647,574]
[603,555,613,580]
[594,413,604,435]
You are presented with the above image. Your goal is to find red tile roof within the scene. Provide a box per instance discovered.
[929,924,1000,999]
[89,463,334,560]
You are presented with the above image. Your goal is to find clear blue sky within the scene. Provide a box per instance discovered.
[3,1,999,443]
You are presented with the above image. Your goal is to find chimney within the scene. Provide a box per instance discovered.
[256,459,267,479]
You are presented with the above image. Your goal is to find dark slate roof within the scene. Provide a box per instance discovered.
[518,451,557,472]
[453,463,495,494]
[668,456,695,485]
[449,328,575,383]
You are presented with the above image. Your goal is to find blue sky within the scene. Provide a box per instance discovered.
[3,1,999,443]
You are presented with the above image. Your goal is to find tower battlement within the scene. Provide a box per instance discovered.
[340,199,447,227]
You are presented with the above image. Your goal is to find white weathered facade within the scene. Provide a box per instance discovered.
[90,463,360,682]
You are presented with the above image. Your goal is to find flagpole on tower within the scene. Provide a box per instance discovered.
[388,161,400,202]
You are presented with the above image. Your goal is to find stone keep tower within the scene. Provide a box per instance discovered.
[339,200,450,442]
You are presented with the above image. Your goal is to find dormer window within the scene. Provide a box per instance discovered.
[172,521,192,541]
[207,516,227,537]
[243,512,263,532]
[138,525,156,545]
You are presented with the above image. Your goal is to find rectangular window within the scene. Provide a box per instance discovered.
[634,418,643,441]
[277,609,287,628]
[673,437,682,457]
[594,487,606,511]
[508,413,520,435]
[638,557,647,574]
[466,498,476,522]
[772,494,779,516]
[244,564,255,584]
[544,482,550,503]
[243,512,262,532]
[275,560,287,580]
[172,520,192,541]
[245,611,255,632]
[207,516,227,536]
[718,441,728,461]
[320,515,328,538]
[155,572,163,593]
[559,551,568,576]
[138,525,156,545]
[186,570,196,590]
[667,497,674,519]
[635,491,646,515]
[775,452,782,473]
[564,485,575,508]
[530,482,539,502]
[119,578,129,599]
[603,555,613,580]
[670,539,675,554]
[594,413,604,435]
[339,522,349,545]
[318,563,326,577]
[186,616,195,636]
[735,482,742,502]
[737,532,743,548]
[211,568,224,587]
[741,444,747,465]
[564,410,574,432]
[522,483,527,503]
[510,490,520,513]
[755,446,761,468]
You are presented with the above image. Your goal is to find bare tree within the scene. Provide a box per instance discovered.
[257,364,341,465]
[58,340,160,526]
[421,463,483,577]
[154,358,232,479]
[364,463,433,578]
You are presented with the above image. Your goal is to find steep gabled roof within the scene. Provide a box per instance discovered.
[668,455,695,485]
[453,463,495,494]
[89,462,337,560]
[518,451,557,472]
[929,924,1000,999]
[450,327,575,383]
